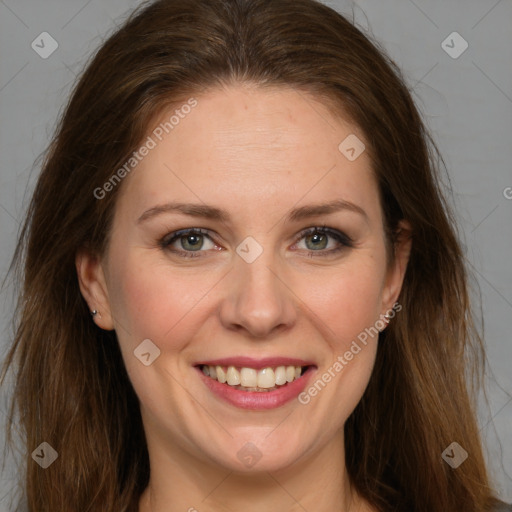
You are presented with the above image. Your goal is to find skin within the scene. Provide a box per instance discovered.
[77,83,411,512]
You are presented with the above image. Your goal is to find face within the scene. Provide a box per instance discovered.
[77,84,410,474]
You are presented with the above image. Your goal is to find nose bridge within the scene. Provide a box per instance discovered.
[219,236,296,337]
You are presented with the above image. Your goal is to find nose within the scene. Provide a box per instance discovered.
[218,248,297,339]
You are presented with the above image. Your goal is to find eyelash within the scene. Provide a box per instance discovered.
[159,225,353,259]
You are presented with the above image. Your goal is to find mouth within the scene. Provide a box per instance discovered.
[194,358,317,409]
[198,363,310,392]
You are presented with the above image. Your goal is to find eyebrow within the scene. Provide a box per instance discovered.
[137,198,368,224]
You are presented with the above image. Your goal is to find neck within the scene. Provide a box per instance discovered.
[138,429,370,512]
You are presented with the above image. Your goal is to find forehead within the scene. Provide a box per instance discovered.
[115,84,380,225]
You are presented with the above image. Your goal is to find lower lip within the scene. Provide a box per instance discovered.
[196,366,316,410]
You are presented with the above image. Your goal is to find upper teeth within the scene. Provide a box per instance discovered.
[202,365,303,389]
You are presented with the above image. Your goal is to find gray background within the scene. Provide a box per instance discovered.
[0,0,511,508]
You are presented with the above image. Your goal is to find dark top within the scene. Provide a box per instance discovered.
[495,502,512,512]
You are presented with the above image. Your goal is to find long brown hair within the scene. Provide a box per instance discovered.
[1,0,503,510]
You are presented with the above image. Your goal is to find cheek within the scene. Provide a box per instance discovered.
[301,270,383,402]
[304,260,386,350]
[108,251,218,349]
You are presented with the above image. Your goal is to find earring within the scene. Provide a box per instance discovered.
[378,313,390,333]
[91,310,98,317]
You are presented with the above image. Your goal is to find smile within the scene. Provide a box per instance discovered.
[199,364,307,391]
[194,357,317,410]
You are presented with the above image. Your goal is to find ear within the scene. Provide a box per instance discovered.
[381,219,412,314]
[75,249,115,331]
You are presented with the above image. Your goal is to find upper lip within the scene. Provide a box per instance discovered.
[195,356,316,370]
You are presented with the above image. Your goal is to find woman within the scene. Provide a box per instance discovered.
[2,0,510,510]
